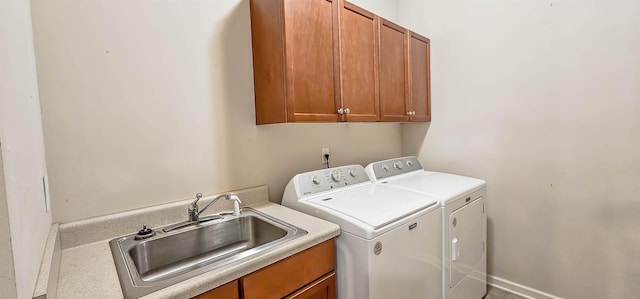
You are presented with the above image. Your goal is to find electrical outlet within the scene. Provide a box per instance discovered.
[321,148,330,164]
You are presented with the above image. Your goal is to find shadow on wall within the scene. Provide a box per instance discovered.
[401,122,430,157]
[208,0,255,190]
[486,217,495,275]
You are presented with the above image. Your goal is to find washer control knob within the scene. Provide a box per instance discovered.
[382,165,389,172]
[330,171,342,182]
[393,161,403,170]
[406,160,414,167]
[348,169,357,178]
[311,176,321,185]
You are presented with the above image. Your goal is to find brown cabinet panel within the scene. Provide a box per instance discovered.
[250,0,340,124]
[408,31,431,122]
[241,239,336,299]
[284,272,336,299]
[339,1,379,122]
[250,0,286,124]
[379,18,409,122]
[251,0,430,124]
[284,0,340,122]
[192,280,239,299]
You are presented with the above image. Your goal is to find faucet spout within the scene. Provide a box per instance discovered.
[227,195,242,216]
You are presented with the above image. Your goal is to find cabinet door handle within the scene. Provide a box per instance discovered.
[411,111,416,116]
[337,108,344,115]
[407,111,412,116]
[344,108,350,114]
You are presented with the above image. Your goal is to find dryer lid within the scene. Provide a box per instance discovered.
[392,172,486,204]
[307,184,438,230]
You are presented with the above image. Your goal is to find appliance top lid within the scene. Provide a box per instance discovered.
[390,171,486,202]
[306,183,438,230]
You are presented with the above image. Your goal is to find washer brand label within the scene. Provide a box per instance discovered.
[374,242,382,255]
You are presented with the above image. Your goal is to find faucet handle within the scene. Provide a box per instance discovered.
[190,193,203,209]
[188,193,203,221]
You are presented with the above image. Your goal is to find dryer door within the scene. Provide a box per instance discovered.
[449,197,485,288]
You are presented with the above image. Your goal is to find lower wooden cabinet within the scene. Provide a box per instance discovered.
[193,239,336,299]
[192,280,239,299]
[284,272,336,299]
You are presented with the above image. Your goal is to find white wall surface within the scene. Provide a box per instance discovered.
[399,0,640,298]
[0,151,17,299]
[31,0,401,223]
[0,0,52,297]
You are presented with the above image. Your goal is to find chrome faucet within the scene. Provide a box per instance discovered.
[188,192,242,222]
[162,192,242,233]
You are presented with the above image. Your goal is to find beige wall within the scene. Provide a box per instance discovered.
[0,0,52,297]
[399,0,640,298]
[0,151,17,299]
[31,0,401,223]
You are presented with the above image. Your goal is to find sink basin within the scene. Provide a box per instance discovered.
[109,208,307,298]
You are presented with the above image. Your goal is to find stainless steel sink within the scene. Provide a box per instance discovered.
[109,208,307,298]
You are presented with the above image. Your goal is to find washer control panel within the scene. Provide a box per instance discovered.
[297,165,369,196]
[368,156,423,180]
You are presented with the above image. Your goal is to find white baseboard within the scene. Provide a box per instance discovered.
[487,275,564,299]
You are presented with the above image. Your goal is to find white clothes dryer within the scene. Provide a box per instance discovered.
[365,157,487,299]
[282,165,442,299]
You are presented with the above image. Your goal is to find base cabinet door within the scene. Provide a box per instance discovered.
[242,239,336,299]
[285,272,336,299]
[192,239,336,299]
[192,280,239,299]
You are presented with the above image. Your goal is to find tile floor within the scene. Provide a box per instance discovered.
[484,285,529,299]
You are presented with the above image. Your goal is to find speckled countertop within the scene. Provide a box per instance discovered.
[51,186,340,299]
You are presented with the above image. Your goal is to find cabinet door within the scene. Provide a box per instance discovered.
[378,18,409,122]
[241,239,335,299]
[338,1,379,122]
[408,31,431,122]
[192,280,239,299]
[283,0,340,122]
[285,272,336,299]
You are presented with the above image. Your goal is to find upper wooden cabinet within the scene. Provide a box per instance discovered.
[378,18,409,122]
[379,21,431,122]
[249,0,430,124]
[250,0,340,124]
[408,31,431,122]
[338,1,379,122]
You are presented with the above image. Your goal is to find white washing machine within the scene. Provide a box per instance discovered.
[365,157,487,299]
[282,165,442,299]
